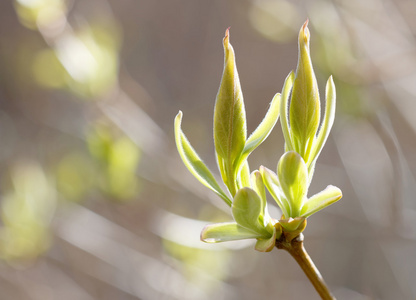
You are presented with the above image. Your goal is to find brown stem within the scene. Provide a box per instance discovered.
[276,233,335,300]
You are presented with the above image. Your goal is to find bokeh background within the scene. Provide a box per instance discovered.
[0,0,415,299]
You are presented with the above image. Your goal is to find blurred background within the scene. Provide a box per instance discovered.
[0,0,415,299]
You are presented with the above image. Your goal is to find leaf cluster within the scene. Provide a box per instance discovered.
[174,22,342,252]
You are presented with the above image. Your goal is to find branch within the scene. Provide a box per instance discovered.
[276,233,335,300]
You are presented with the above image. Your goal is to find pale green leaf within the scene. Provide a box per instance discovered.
[214,29,246,196]
[308,76,336,173]
[237,160,251,189]
[300,185,342,218]
[289,21,320,162]
[251,170,272,232]
[259,166,290,218]
[201,222,261,243]
[280,71,295,151]
[174,111,231,206]
[232,187,271,237]
[255,226,277,252]
[251,171,266,209]
[237,93,281,168]
[277,151,308,217]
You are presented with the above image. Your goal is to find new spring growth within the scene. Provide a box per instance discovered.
[174,21,342,251]
[261,20,342,232]
[175,28,281,251]
[280,20,337,178]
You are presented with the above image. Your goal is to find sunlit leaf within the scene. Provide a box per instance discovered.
[175,111,231,206]
[251,170,273,232]
[300,185,342,218]
[277,151,308,217]
[237,160,251,189]
[251,171,266,209]
[308,76,336,173]
[280,71,295,151]
[201,222,262,243]
[255,226,277,252]
[237,93,281,168]
[260,166,290,218]
[232,188,271,237]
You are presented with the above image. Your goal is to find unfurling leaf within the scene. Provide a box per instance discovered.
[175,111,231,206]
[280,71,295,152]
[260,166,290,218]
[237,160,251,189]
[308,76,337,174]
[300,185,342,218]
[237,93,281,170]
[277,151,308,217]
[232,187,272,236]
[201,222,262,243]
[255,226,279,252]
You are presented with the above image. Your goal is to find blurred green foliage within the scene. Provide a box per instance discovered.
[15,0,121,99]
[56,123,142,203]
[32,22,121,98]
[0,0,139,265]
[87,123,141,201]
[163,240,231,291]
[0,162,55,263]
[14,0,67,30]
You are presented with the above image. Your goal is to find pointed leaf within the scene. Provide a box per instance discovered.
[201,222,261,243]
[300,185,342,218]
[214,29,246,195]
[260,166,290,218]
[289,20,320,162]
[232,187,271,237]
[277,151,308,217]
[280,71,295,151]
[309,76,336,173]
[238,93,281,168]
[175,111,231,206]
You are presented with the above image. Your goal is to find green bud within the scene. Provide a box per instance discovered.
[280,20,338,179]
[289,20,320,163]
[214,28,247,196]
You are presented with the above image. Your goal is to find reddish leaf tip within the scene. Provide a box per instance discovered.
[224,27,231,42]
[225,27,231,36]
[303,19,309,29]
[301,19,310,44]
